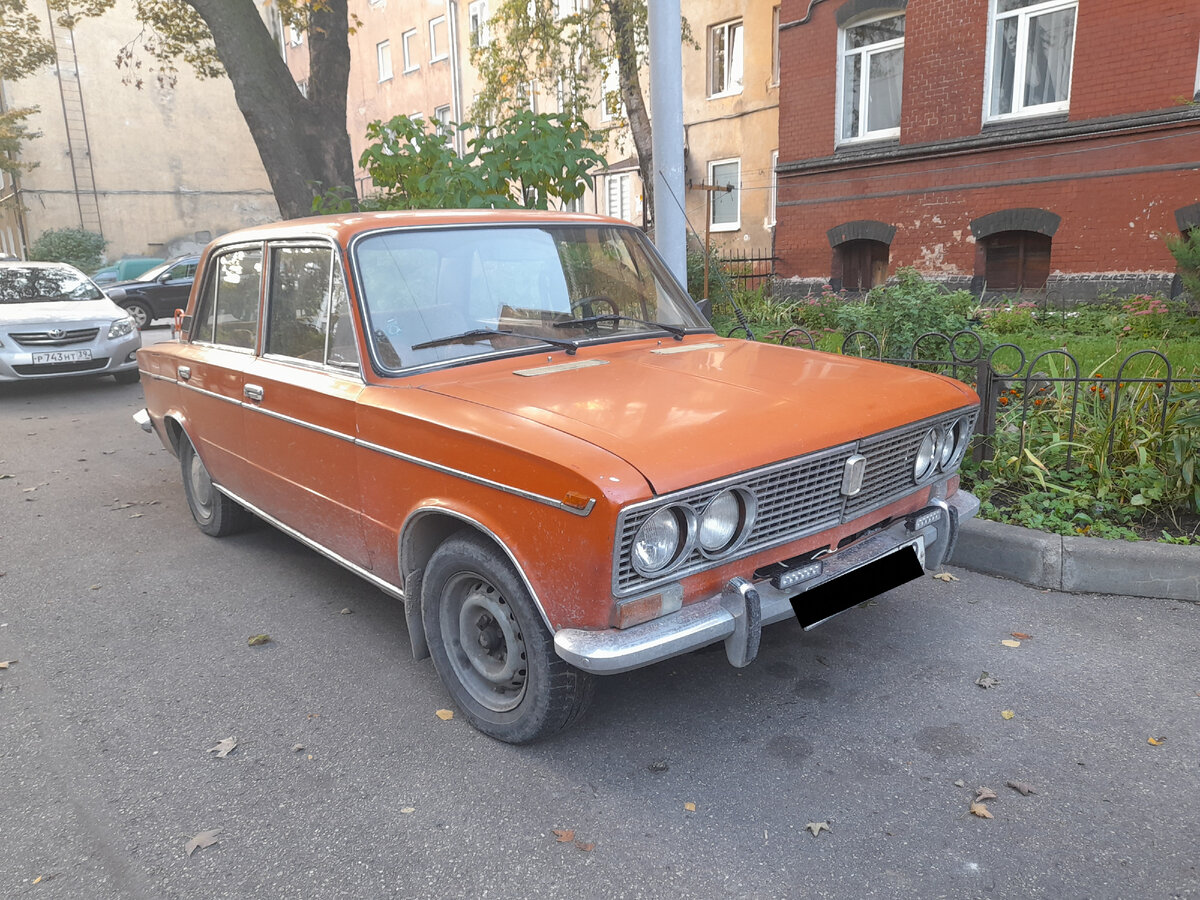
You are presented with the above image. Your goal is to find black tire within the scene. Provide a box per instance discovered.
[422,532,594,743]
[122,299,154,330]
[179,439,253,537]
[112,368,140,385]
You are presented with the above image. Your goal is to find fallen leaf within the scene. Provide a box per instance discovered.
[953,779,966,788]
[969,801,994,819]
[933,572,959,582]
[340,608,352,615]
[1001,639,1021,648]
[1011,632,1033,640]
[553,829,575,843]
[975,787,998,802]
[805,821,830,836]
[129,513,144,519]
[648,760,669,773]
[1001,709,1016,720]
[1006,781,1036,796]
[247,634,271,646]
[0,473,13,479]
[291,744,304,752]
[575,841,595,852]
[185,828,221,857]
[207,737,237,758]
[0,660,16,669]
[684,802,696,812]
[975,672,1000,689]
[32,876,42,885]
[1148,737,1165,746]
[400,807,416,814]
[435,709,454,721]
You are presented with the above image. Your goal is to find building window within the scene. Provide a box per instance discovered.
[709,19,744,97]
[401,28,419,72]
[562,195,584,213]
[469,0,489,48]
[837,240,889,291]
[983,231,1051,291]
[839,12,904,142]
[377,40,393,82]
[433,105,452,130]
[600,61,623,121]
[606,173,631,221]
[430,16,448,61]
[768,150,778,227]
[988,0,1077,120]
[708,158,740,232]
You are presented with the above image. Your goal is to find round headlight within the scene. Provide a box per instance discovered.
[632,506,690,575]
[698,489,753,554]
[914,428,938,481]
[938,423,957,468]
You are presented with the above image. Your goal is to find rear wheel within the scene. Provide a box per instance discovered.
[179,439,252,537]
[122,299,153,330]
[422,532,594,743]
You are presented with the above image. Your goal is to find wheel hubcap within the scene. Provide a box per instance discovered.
[188,452,213,518]
[442,574,527,712]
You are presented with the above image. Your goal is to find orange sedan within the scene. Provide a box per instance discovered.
[134,211,979,742]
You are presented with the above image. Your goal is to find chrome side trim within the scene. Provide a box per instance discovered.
[357,438,595,516]
[212,483,406,603]
[241,403,356,443]
[179,381,242,406]
[399,506,556,633]
[144,371,174,383]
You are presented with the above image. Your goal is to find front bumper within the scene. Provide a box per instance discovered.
[554,489,979,675]
[0,330,141,382]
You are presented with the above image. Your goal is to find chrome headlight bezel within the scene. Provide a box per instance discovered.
[697,488,757,557]
[913,428,939,482]
[630,504,696,577]
[107,317,136,339]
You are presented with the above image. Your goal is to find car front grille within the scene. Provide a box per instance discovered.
[9,327,100,347]
[13,358,109,375]
[613,408,977,595]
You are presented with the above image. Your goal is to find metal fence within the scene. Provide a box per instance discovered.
[710,248,777,293]
[725,325,1200,468]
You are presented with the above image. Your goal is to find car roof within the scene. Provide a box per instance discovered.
[208,210,631,251]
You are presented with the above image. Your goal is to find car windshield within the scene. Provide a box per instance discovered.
[353,224,710,371]
[134,259,183,282]
[0,266,104,304]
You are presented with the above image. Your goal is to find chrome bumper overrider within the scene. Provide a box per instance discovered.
[554,490,980,675]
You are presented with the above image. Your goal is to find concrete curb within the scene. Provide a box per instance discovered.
[947,518,1200,602]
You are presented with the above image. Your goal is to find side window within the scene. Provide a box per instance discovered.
[191,267,218,343]
[167,261,192,280]
[212,249,263,349]
[266,245,360,370]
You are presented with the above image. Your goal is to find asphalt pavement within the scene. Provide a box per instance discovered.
[1,338,1198,899]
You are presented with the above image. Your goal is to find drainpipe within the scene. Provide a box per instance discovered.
[445,0,464,156]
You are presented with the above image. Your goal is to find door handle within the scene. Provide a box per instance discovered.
[244,384,264,402]
[177,365,191,380]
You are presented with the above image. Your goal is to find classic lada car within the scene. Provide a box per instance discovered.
[134,211,979,742]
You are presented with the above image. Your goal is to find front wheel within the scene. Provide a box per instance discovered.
[179,439,253,537]
[422,532,594,743]
[121,299,153,330]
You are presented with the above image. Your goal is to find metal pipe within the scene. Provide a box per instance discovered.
[648,0,685,286]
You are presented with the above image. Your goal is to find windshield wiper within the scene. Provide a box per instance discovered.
[553,314,686,340]
[411,328,578,355]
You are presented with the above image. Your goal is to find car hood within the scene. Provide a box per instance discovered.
[417,338,978,494]
[0,297,129,327]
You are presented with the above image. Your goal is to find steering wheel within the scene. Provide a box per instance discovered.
[569,295,619,331]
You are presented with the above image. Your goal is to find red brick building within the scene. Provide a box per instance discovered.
[774,0,1200,299]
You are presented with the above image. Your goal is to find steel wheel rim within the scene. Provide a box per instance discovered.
[188,452,214,519]
[441,572,527,712]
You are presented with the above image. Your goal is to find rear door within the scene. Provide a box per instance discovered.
[241,241,369,567]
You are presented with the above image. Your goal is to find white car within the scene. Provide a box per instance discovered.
[0,261,142,384]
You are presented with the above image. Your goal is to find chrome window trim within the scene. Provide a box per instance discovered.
[189,240,266,351]
[344,221,713,378]
[611,405,978,596]
[258,351,367,383]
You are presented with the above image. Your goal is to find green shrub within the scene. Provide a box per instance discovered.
[28,227,106,273]
[1166,228,1200,314]
[835,268,980,359]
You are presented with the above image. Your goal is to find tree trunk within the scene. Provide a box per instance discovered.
[185,0,355,219]
[608,0,653,219]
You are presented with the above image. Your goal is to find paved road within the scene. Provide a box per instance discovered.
[2,335,1198,899]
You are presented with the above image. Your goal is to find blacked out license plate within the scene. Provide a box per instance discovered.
[790,545,924,630]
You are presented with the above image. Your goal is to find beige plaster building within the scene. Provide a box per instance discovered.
[0,0,277,263]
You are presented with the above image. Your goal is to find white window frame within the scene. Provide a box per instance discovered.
[707,157,741,233]
[429,16,448,62]
[401,28,419,73]
[837,11,905,144]
[984,0,1078,122]
[709,19,744,98]
[377,40,393,82]
[469,0,489,48]
[768,151,778,227]
[606,172,632,222]
[289,24,303,47]
[433,104,452,131]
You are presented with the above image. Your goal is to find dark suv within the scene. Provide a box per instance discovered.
[104,256,199,329]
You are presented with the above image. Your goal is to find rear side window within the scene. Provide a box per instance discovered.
[266,244,360,370]
[192,248,263,349]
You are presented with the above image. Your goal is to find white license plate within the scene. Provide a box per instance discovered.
[32,349,93,364]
